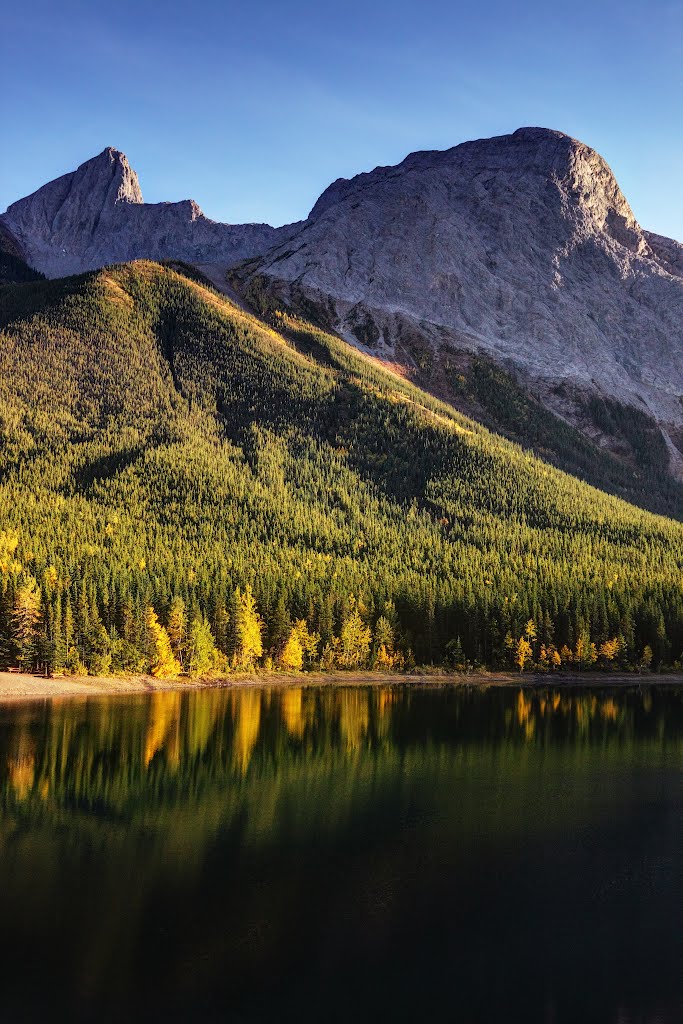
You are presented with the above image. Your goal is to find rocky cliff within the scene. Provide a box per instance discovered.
[240,128,683,467]
[1,147,300,278]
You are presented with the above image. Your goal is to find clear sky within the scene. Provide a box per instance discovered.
[2,0,681,239]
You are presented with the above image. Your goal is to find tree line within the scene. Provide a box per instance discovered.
[0,537,673,677]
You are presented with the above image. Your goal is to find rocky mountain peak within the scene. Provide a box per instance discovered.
[1,150,298,278]
[242,127,683,462]
[310,127,642,252]
[92,147,144,204]
[4,147,143,237]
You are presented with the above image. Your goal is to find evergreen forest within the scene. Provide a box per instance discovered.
[1,259,683,677]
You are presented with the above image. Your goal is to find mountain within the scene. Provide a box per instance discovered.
[239,128,683,475]
[0,147,301,282]
[4,129,683,487]
[1,260,683,675]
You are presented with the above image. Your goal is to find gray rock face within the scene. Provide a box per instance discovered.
[1,148,300,278]
[244,127,683,457]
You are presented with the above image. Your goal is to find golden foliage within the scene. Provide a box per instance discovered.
[146,607,181,679]
[233,586,263,670]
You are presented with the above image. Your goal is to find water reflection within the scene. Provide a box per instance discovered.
[0,684,681,1023]
[3,684,680,806]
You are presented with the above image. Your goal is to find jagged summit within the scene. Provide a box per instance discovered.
[87,146,144,204]
[1,148,298,278]
[103,147,143,203]
[5,147,143,228]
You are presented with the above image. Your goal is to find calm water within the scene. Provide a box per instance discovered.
[0,683,681,1023]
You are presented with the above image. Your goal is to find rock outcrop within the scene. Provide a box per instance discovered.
[1,148,300,278]
[241,127,683,461]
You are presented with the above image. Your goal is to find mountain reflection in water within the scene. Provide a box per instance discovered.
[0,683,681,1023]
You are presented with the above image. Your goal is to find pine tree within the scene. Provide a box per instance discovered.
[269,593,291,660]
[12,576,41,671]
[444,635,465,669]
[373,615,401,669]
[52,591,66,672]
[212,597,229,655]
[90,624,113,676]
[167,596,187,670]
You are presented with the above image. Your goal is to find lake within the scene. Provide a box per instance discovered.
[0,683,681,1023]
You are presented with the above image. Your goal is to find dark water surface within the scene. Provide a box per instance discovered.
[0,683,681,1023]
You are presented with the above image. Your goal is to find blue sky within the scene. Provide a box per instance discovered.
[2,0,681,239]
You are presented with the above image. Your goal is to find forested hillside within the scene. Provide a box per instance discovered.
[1,260,682,676]
[241,272,683,520]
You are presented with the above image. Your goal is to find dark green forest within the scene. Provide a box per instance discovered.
[1,259,683,677]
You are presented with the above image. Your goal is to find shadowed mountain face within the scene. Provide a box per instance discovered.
[0,147,301,281]
[3,128,683,477]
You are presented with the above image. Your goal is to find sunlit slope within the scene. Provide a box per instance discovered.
[241,272,683,518]
[1,260,683,663]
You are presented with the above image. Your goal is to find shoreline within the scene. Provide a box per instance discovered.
[0,669,682,705]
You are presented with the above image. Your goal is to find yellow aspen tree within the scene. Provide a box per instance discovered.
[320,637,340,670]
[574,633,597,670]
[540,644,561,670]
[292,619,320,669]
[187,615,224,677]
[147,607,181,678]
[233,586,263,670]
[278,629,303,671]
[0,530,21,576]
[515,636,533,672]
[598,638,620,665]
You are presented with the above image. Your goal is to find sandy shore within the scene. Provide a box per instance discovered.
[0,669,681,704]
[0,671,210,704]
